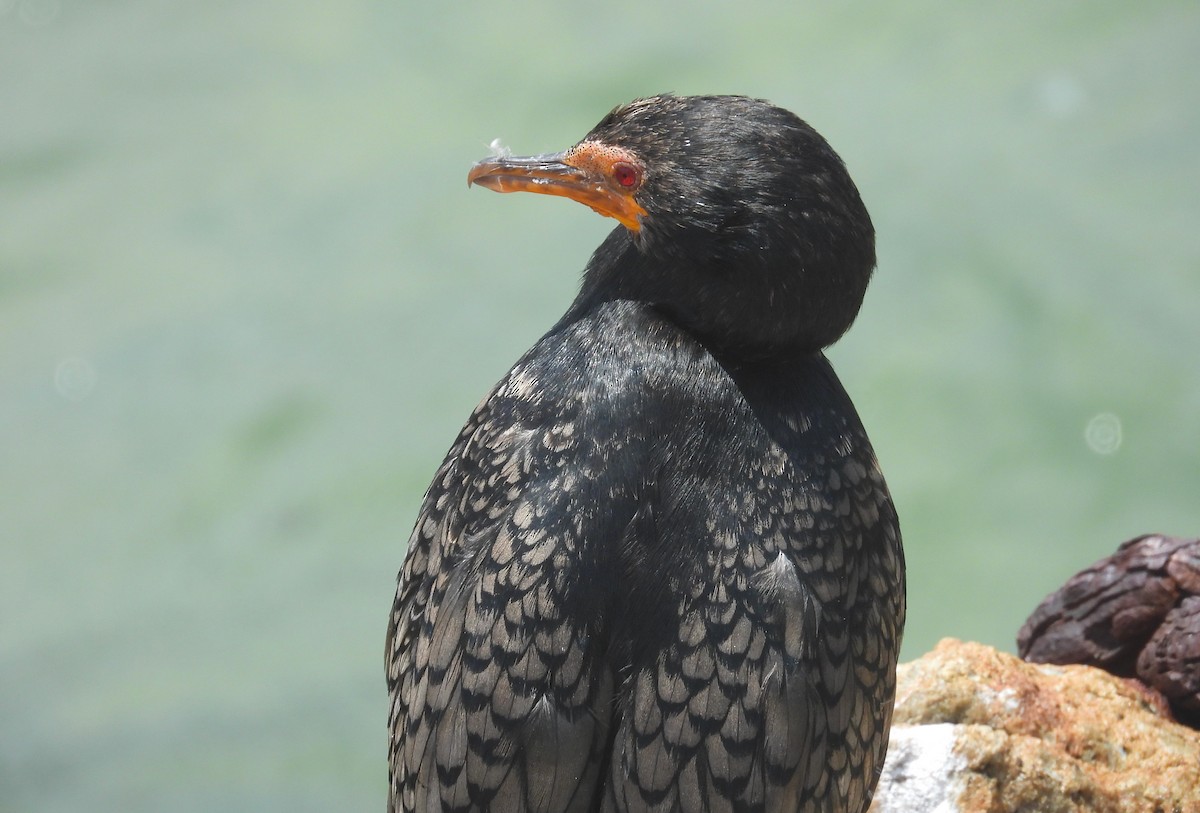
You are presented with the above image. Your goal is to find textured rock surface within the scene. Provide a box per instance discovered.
[1017,533,1200,725]
[872,639,1200,813]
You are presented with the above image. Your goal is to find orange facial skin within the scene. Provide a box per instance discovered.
[468,141,647,232]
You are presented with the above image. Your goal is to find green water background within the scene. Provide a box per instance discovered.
[3,2,1198,810]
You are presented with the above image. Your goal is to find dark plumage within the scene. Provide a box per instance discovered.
[1018,533,1200,727]
[386,94,905,813]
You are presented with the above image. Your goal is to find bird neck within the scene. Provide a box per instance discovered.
[564,227,870,361]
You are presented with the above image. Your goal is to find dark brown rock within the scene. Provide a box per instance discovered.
[1017,534,1200,723]
[1137,595,1200,719]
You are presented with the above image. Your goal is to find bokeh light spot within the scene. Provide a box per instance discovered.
[54,357,97,402]
[1084,412,1122,455]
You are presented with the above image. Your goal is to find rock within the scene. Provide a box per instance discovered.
[871,639,1200,813]
[1017,534,1200,725]
[1137,595,1200,719]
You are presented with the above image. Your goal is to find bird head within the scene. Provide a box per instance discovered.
[468,94,877,355]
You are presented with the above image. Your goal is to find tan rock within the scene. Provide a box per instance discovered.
[872,639,1200,813]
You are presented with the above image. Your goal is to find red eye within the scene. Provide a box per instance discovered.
[612,162,641,189]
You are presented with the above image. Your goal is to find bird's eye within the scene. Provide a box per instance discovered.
[612,162,641,190]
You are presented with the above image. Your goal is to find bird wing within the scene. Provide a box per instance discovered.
[601,555,829,813]
[595,351,904,813]
[386,312,653,813]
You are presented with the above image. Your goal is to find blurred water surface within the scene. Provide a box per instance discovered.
[2,2,1198,810]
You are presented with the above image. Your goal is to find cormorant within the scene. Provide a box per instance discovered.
[386,94,905,813]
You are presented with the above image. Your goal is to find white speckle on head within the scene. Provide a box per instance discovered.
[488,137,511,158]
